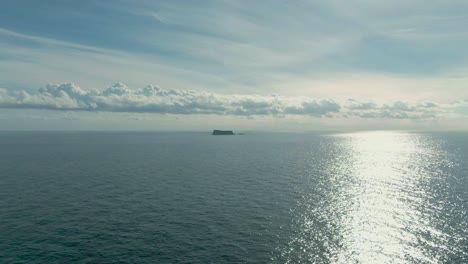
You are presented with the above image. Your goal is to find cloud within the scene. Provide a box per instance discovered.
[345,99,443,119]
[346,99,378,110]
[0,83,341,117]
[1,83,463,120]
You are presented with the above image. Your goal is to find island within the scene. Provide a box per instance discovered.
[212,130,234,135]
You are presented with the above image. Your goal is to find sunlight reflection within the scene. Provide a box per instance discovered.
[332,131,435,263]
[278,131,462,263]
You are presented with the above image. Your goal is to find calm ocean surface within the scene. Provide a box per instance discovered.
[0,131,467,263]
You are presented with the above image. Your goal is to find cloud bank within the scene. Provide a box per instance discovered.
[0,83,463,119]
[0,83,341,117]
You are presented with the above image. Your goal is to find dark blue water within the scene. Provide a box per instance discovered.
[0,131,467,263]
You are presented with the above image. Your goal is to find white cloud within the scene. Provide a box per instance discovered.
[0,83,341,117]
[1,83,464,120]
[345,99,444,119]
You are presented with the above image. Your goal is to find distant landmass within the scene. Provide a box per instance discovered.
[212,130,234,135]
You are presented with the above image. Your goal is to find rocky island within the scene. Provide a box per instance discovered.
[212,130,234,135]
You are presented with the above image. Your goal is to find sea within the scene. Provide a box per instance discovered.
[0,131,467,263]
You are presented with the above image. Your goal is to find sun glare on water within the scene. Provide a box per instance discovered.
[333,131,457,263]
[283,131,460,263]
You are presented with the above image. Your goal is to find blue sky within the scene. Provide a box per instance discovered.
[1,0,468,131]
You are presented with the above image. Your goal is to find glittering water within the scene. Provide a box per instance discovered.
[0,131,467,263]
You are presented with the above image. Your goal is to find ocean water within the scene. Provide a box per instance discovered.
[0,131,467,263]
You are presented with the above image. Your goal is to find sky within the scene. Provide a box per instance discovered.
[1,0,468,131]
